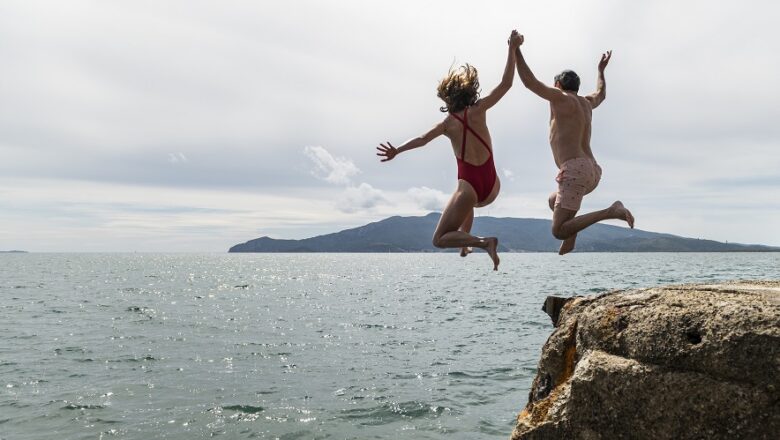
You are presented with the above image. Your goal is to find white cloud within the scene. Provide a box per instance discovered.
[167,152,188,164]
[337,183,388,213]
[303,145,360,185]
[407,186,449,211]
[299,144,395,214]
[502,168,515,182]
[302,146,387,213]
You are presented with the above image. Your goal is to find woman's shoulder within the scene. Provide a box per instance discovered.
[470,100,489,113]
[460,104,486,122]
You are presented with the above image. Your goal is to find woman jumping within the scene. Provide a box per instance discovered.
[377,30,523,270]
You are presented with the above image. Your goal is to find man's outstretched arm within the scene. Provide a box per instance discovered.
[586,50,611,108]
[514,38,563,102]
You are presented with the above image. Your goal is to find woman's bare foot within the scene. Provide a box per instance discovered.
[485,237,500,271]
[460,247,473,257]
[609,201,635,228]
[559,234,577,255]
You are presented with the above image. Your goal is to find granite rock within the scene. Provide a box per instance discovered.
[511,280,780,440]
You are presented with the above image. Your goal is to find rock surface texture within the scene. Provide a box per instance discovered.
[511,280,780,440]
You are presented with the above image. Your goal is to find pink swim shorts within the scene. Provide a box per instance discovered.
[554,157,602,211]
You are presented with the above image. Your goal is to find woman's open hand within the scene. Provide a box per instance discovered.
[376,142,398,162]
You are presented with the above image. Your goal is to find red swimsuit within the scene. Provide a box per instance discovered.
[450,107,497,203]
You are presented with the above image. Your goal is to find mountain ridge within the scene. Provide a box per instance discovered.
[229,213,779,253]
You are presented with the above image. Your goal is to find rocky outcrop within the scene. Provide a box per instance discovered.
[511,280,780,440]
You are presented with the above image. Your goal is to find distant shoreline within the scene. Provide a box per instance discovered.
[0,250,27,253]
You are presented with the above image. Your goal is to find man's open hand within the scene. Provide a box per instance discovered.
[598,50,612,72]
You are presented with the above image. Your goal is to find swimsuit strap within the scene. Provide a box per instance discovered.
[450,107,492,161]
[458,107,469,159]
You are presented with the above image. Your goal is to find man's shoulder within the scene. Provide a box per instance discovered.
[572,95,595,112]
[551,95,578,111]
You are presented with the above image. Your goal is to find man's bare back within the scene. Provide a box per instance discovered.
[549,93,595,167]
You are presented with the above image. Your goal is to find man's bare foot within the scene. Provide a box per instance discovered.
[609,201,635,228]
[485,237,500,271]
[559,234,577,255]
[460,247,473,257]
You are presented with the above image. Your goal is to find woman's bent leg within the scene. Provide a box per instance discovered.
[432,185,499,270]
[459,208,474,257]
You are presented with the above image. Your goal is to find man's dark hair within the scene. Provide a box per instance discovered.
[554,70,580,92]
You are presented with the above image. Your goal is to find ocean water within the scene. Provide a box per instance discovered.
[1,253,778,440]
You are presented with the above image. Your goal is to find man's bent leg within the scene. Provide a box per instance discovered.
[552,201,635,242]
[551,206,578,239]
[550,159,633,253]
[549,191,577,254]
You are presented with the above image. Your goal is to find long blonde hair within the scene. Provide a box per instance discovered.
[437,64,480,113]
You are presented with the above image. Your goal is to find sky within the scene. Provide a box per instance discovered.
[1,0,779,252]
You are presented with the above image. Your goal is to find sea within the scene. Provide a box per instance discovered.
[1,252,778,440]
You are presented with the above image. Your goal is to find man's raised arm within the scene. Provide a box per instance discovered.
[514,36,563,102]
[586,50,611,109]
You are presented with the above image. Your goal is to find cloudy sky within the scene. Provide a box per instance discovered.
[1,0,778,251]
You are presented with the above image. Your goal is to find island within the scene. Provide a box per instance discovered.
[229,213,779,253]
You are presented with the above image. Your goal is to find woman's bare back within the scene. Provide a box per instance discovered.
[444,105,494,165]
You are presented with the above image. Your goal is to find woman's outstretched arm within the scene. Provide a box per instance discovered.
[376,122,445,162]
[476,30,523,111]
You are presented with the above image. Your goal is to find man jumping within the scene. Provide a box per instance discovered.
[513,37,634,254]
